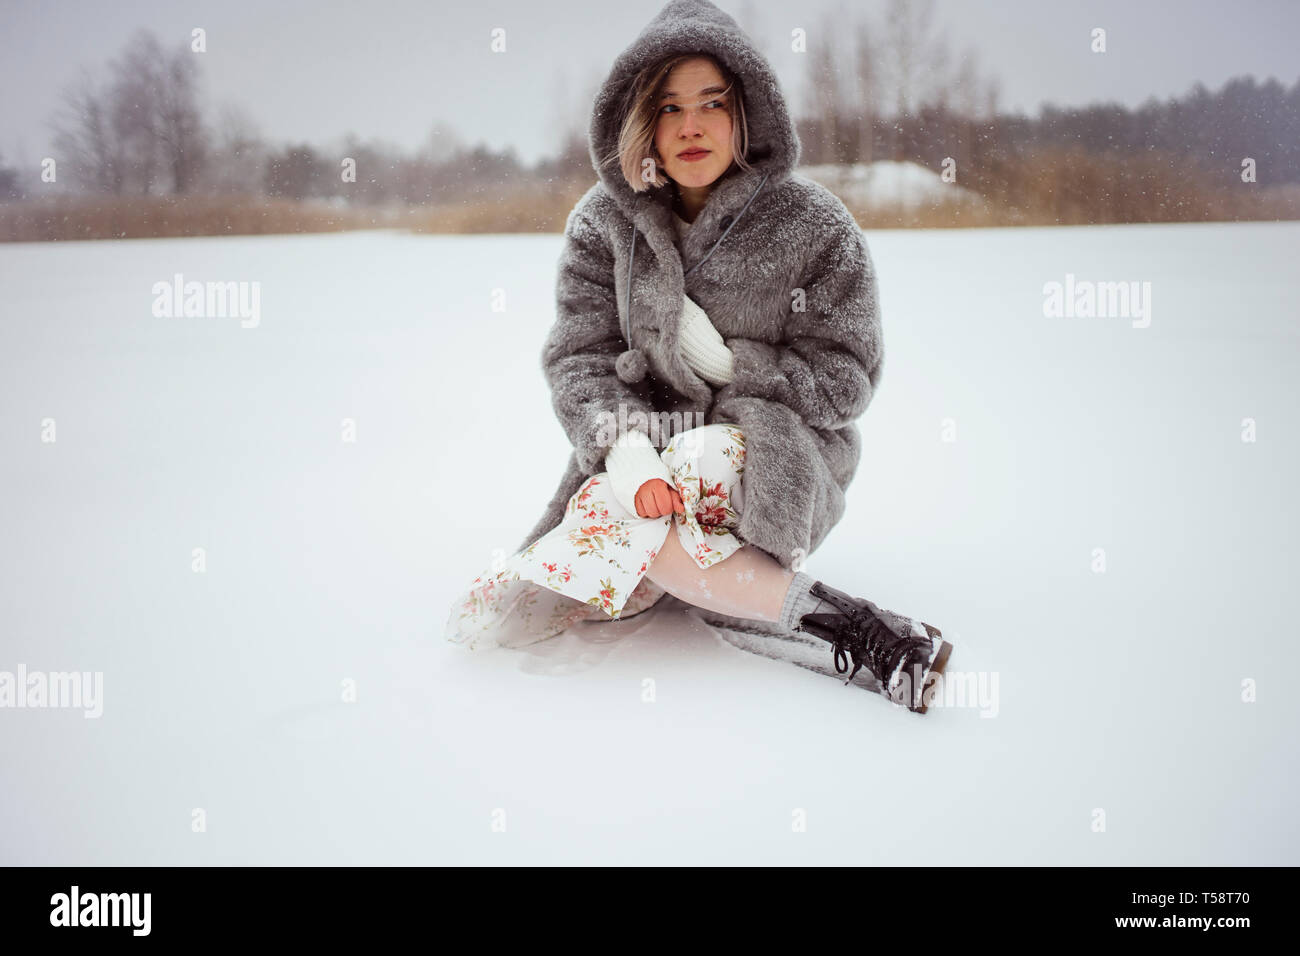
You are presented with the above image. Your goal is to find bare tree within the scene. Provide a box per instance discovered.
[0,151,21,201]
[984,74,1002,121]
[802,10,846,164]
[921,31,954,113]
[851,19,881,165]
[216,101,264,153]
[53,29,209,196]
[801,5,885,167]
[265,144,327,200]
[108,32,165,194]
[200,100,266,194]
[153,40,208,193]
[882,0,947,159]
[952,45,981,118]
[51,68,127,194]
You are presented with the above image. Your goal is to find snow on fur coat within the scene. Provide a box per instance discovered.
[516,0,884,572]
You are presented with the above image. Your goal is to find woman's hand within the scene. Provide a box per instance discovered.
[635,478,685,519]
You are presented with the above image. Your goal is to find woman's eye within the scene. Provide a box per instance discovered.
[661,100,726,114]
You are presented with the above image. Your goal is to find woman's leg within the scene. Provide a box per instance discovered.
[639,421,828,629]
[644,526,822,625]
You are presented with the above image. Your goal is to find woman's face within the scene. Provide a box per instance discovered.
[653,57,734,190]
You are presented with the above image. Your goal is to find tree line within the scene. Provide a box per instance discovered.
[0,11,1295,213]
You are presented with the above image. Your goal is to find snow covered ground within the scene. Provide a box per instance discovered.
[800,159,982,209]
[1,219,1296,865]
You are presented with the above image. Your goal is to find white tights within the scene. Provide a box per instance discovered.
[644,524,796,623]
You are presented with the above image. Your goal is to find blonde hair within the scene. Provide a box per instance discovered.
[602,53,754,193]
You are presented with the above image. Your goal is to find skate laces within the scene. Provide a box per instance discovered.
[832,608,911,685]
[805,582,933,694]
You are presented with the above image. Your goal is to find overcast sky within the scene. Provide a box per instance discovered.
[1,0,1296,168]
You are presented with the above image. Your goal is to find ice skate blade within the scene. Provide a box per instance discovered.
[914,639,954,715]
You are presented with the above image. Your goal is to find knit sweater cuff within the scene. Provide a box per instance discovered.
[679,295,735,386]
[603,429,675,517]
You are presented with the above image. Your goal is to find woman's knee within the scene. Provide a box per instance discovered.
[645,526,690,580]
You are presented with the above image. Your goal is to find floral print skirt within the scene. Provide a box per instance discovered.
[445,423,747,650]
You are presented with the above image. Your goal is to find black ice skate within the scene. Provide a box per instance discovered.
[795,581,953,713]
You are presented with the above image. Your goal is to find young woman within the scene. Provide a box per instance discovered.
[445,0,952,712]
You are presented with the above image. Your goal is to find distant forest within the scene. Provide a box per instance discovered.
[1,17,1295,239]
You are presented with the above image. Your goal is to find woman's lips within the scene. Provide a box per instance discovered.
[678,149,711,162]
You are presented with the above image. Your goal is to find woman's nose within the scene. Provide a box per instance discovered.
[677,103,705,133]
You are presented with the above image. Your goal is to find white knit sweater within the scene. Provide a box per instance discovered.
[671,212,737,388]
[603,211,736,516]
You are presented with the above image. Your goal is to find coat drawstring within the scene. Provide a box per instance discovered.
[616,171,770,384]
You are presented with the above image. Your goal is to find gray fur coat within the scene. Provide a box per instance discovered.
[517,0,883,573]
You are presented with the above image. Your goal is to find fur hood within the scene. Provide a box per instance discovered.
[588,0,800,394]
[518,0,884,578]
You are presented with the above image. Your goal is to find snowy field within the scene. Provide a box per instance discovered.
[1,219,1296,865]
[802,159,982,209]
